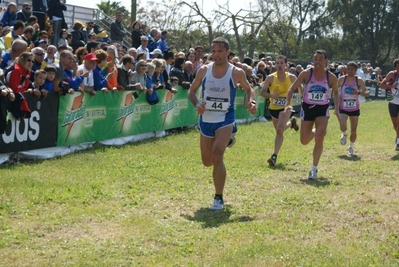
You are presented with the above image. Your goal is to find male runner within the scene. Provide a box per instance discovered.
[188,37,257,211]
[378,58,399,151]
[260,55,299,166]
[285,50,339,180]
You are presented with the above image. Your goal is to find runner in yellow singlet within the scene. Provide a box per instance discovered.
[261,55,299,166]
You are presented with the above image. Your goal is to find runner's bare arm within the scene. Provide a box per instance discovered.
[188,66,207,114]
[260,74,274,99]
[234,67,257,114]
[379,71,397,90]
[357,78,370,97]
[285,70,309,109]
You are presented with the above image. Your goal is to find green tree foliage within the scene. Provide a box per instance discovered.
[328,0,399,65]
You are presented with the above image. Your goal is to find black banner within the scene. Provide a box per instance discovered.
[0,92,59,154]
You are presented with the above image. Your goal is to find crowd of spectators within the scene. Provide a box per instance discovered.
[0,7,387,134]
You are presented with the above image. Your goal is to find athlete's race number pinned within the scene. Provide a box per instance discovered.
[307,93,326,102]
[343,100,356,109]
[273,98,286,106]
[205,96,229,111]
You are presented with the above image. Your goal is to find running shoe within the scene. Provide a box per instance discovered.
[348,146,354,156]
[227,135,236,148]
[210,198,224,211]
[396,144,399,151]
[340,134,347,145]
[290,117,299,131]
[308,169,318,180]
[267,155,277,166]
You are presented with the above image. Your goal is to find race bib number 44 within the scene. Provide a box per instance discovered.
[273,97,286,106]
[205,96,230,111]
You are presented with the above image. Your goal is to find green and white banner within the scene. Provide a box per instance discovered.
[57,86,264,147]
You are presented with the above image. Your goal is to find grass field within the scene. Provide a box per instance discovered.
[1,100,399,266]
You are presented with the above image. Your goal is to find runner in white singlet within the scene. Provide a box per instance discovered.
[188,37,257,211]
[378,58,399,151]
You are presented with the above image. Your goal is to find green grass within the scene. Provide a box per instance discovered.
[1,100,399,266]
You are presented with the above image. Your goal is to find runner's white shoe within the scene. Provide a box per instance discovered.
[340,134,347,145]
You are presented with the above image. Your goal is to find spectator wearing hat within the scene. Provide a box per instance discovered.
[4,20,25,50]
[36,39,47,50]
[150,48,163,59]
[77,52,97,95]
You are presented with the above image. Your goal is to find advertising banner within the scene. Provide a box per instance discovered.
[0,92,59,154]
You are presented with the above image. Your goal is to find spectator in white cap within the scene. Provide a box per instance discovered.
[150,48,162,59]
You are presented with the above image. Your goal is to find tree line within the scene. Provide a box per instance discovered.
[98,0,399,66]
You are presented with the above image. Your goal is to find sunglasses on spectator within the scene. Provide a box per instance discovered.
[141,65,147,67]
[26,59,34,62]
[35,53,45,56]
[24,7,30,10]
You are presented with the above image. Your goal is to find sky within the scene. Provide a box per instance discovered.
[66,0,255,14]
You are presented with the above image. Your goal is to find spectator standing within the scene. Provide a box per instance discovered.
[47,0,67,46]
[32,0,48,31]
[110,11,126,46]
[82,21,94,44]
[159,30,173,52]
[147,28,160,53]
[131,20,144,49]
[136,35,150,60]
[17,3,31,23]
[69,21,85,52]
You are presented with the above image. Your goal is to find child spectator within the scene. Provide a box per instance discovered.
[145,63,158,105]
[43,65,57,92]
[28,69,48,98]
[170,76,179,87]
[93,49,111,92]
